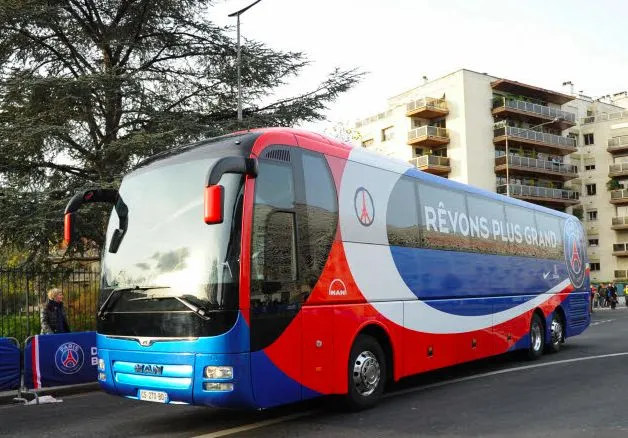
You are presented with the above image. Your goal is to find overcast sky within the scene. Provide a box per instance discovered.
[211,0,628,132]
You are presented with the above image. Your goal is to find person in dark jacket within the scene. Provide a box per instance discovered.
[40,288,70,334]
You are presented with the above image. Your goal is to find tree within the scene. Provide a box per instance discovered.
[0,0,363,263]
[323,121,362,145]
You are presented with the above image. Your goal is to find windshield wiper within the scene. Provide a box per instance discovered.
[128,294,211,321]
[97,285,170,318]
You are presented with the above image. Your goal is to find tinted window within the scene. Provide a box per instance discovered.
[418,182,470,251]
[299,152,338,287]
[387,177,420,247]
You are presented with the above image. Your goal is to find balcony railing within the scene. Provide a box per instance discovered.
[493,98,576,123]
[407,126,449,142]
[610,189,628,203]
[608,136,628,150]
[493,126,576,150]
[406,97,448,113]
[612,217,628,229]
[581,110,628,124]
[495,155,577,175]
[410,155,450,168]
[496,184,579,201]
[609,163,628,176]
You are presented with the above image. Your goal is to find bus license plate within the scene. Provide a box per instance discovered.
[139,390,168,403]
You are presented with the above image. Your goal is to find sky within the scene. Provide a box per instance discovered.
[209,0,628,133]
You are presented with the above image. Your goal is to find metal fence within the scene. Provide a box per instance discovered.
[0,268,100,343]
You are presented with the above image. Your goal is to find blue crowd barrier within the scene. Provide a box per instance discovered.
[0,337,21,391]
[23,332,98,390]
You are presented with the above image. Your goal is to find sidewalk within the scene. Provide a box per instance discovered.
[0,382,99,406]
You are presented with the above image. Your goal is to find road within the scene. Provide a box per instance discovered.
[2,308,628,437]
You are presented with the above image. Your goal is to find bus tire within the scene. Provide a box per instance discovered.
[345,334,386,411]
[527,313,545,360]
[546,312,564,354]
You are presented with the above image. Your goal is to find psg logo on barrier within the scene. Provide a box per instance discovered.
[55,342,85,375]
[354,187,375,227]
[563,217,586,289]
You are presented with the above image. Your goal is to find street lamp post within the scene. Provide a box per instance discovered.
[504,117,562,197]
[229,0,263,123]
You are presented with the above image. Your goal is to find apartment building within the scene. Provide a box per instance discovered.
[352,69,627,283]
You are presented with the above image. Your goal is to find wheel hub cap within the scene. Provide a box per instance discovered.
[353,351,381,397]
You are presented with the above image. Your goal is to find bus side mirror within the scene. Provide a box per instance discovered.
[204,185,224,224]
[204,156,257,225]
[64,212,74,245]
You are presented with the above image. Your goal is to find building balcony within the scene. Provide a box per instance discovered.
[492,97,576,130]
[494,155,578,180]
[407,126,450,147]
[409,155,451,176]
[609,163,628,177]
[608,136,628,154]
[612,243,628,257]
[406,97,449,119]
[493,126,577,155]
[581,110,628,125]
[610,189,628,205]
[612,217,628,230]
[496,184,579,206]
[490,79,575,105]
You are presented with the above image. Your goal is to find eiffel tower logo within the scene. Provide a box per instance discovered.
[355,188,374,226]
[570,239,582,274]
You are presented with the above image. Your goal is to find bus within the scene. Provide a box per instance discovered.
[64,127,590,410]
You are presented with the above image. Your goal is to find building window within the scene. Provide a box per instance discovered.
[585,164,596,171]
[588,239,599,247]
[381,126,394,142]
[362,139,374,148]
[414,147,424,156]
[586,184,597,196]
[568,132,579,146]
[587,210,598,221]
[590,262,600,271]
[584,133,594,145]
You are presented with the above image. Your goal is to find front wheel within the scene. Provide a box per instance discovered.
[345,334,386,411]
[527,313,545,360]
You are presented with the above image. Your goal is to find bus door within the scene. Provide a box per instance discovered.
[249,146,303,407]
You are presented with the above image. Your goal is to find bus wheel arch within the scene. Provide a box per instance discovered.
[344,324,393,410]
[546,306,566,354]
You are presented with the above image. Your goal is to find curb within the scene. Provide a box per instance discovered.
[0,382,100,406]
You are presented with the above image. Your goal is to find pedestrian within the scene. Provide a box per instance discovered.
[625,284,628,307]
[40,287,71,335]
[599,283,607,308]
[590,284,597,312]
[608,283,617,307]
[611,289,619,309]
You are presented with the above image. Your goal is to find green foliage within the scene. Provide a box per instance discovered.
[607,178,622,191]
[0,0,364,261]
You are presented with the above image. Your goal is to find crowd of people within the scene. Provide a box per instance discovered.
[590,283,628,312]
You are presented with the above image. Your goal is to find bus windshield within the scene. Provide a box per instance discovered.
[98,151,244,337]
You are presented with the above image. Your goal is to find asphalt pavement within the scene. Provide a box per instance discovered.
[2,308,628,437]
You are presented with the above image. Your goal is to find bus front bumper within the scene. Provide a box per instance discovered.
[97,349,257,409]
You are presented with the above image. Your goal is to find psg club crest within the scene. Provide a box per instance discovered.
[55,342,85,375]
[354,187,375,227]
[563,217,586,289]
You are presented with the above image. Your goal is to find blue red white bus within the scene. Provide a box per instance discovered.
[64,127,590,410]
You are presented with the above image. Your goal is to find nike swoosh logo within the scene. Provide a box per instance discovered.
[543,272,550,279]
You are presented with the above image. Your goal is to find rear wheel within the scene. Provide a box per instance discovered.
[546,312,564,354]
[345,334,386,411]
[527,313,545,360]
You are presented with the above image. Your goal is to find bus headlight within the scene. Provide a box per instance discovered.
[98,359,105,371]
[203,382,234,392]
[204,366,233,379]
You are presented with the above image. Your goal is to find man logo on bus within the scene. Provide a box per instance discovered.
[354,187,374,226]
[563,217,585,289]
[55,342,85,375]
